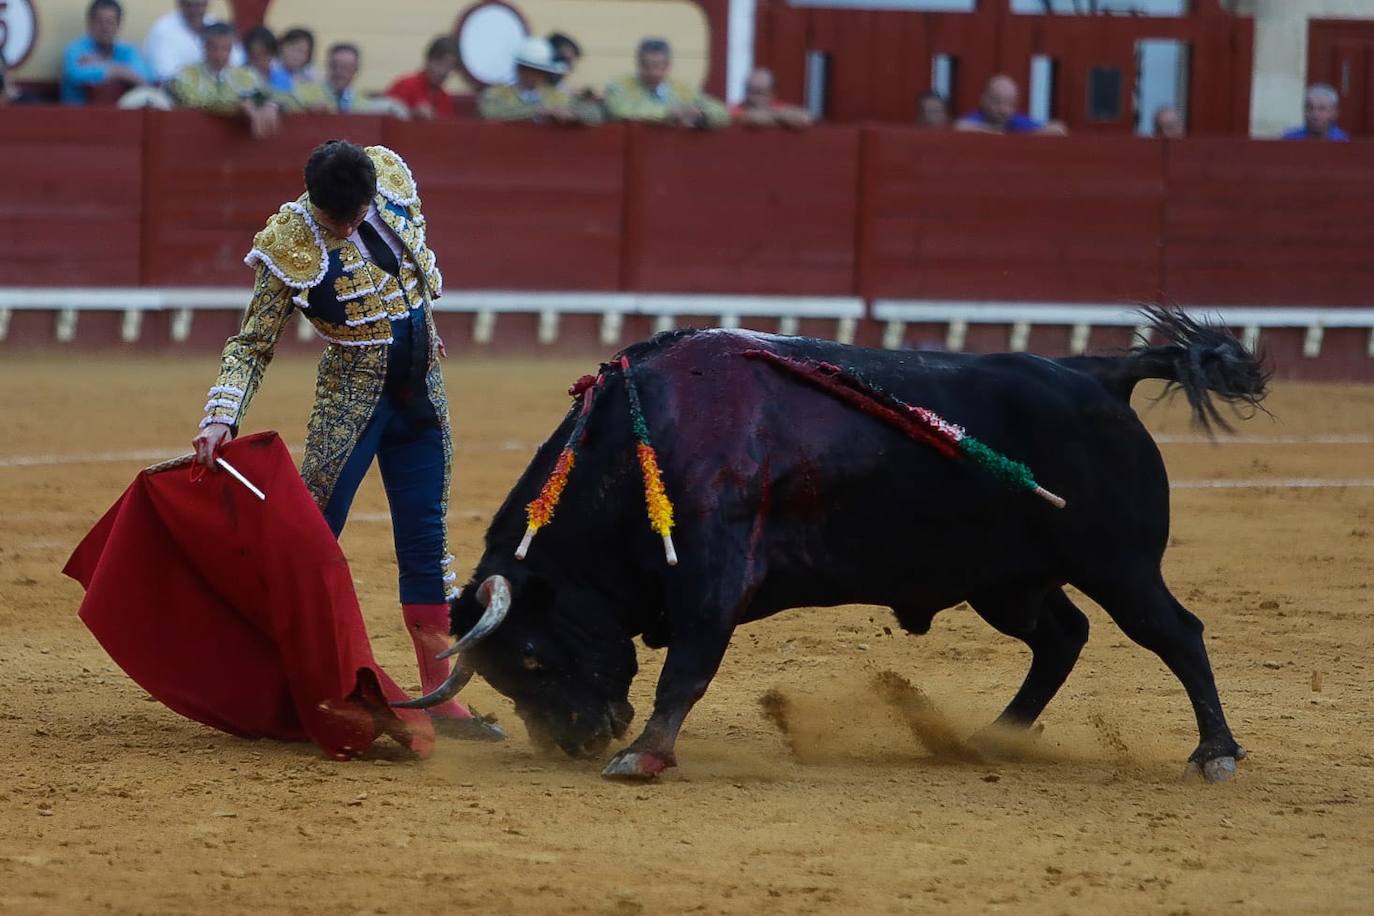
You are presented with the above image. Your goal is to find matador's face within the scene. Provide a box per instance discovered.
[313,201,370,239]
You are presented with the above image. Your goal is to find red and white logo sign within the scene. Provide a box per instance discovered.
[0,0,38,70]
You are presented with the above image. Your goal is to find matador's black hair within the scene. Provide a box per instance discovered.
[304,140,376,223]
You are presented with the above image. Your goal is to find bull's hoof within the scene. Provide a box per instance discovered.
[601,749,674,781]
[1184,755,1240,783]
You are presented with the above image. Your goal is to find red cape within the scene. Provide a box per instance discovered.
[63,431,434,760]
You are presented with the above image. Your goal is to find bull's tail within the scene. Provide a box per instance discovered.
[1063,307,1271,433]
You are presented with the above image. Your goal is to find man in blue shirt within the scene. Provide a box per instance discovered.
[956,74,1067,136]
[61,0,151,105]
[1282,84,1350,141]
[324,43,360,113]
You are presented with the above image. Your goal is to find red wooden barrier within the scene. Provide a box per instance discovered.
[753,1,1252,135]
[4,107,1374,321]
[858,130,1165,303]
[1163,138,1374,307]
[0,107,144,286]
[381,120,626,291]
[142,111,387,286]
[622,125,861,294]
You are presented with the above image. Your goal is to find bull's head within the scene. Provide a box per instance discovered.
[394,572,637,757]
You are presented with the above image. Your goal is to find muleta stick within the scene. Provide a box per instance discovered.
[144,451,267,501]
[742,350,1067,509]
[620,356,679,566]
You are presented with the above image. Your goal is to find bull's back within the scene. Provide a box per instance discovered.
[634,330,1169,607]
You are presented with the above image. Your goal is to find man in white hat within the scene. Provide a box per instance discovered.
[478,36,601,124]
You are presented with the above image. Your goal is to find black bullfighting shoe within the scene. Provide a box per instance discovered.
[431,709,506,742]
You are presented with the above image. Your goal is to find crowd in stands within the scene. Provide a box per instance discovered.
[1,0,1356,145]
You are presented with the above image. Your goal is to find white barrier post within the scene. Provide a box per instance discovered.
[600,311,623,347]
[120,308,143,344]
[1009,320,1031,352]
[1069,322,1091,355]
[881,320,905,350]
[55,308,78,343]
[1303,323,1324,358]
[946,318,968,352]
[473,310,497,345]
[170,308,193,343]
[537,308,560,345]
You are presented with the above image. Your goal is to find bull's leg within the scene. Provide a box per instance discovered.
[971,587,1090,728]
[1076,568,1245,782]
[601,624,735,780]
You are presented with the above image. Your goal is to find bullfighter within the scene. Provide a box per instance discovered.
[191,139,502,741]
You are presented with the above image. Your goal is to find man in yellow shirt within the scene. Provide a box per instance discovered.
[167,22,280,137]
[478,37,600,125]
[604,38,728,129]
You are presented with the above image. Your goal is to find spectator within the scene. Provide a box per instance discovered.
[168,22,279,139]
[548,30,603,107]
[385,36,459,120]
[274,27,332,112]
[604,38,728,129]
[955,75,1066,135]
[143,0,244,85]
[1282,84,1349,141]
[1152,104,1185,139]
[278,28,319,84]
[244,26,292,93]
[548,31,581,86]
[917,90,950,129]
[323,42,360,112]
[479,37,600,124]
[732,68,811,129]
[61,0,151,105]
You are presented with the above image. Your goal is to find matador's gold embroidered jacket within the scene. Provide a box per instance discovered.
[200,146,456,592]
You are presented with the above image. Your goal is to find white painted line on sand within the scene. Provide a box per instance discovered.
[1154,434,1373,445]
[1171,478,1374,490]
[0,449,181,468]
[0,440,533,470]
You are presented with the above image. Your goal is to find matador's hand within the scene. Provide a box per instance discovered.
[192,423,234,469]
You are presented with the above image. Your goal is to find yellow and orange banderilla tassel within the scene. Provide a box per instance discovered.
[516,363,679,566]
[516,446,575,559]
[623,356,678,566]
[635,442,677,565]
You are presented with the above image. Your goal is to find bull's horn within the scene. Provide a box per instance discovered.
[435,575,511,660]
[390,664,474,709]
[390,576,510,710]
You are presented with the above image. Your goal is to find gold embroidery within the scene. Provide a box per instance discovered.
[366,145,418,206]
[247,204,327,288]
[332,269,379,305]
[309,316,393,344]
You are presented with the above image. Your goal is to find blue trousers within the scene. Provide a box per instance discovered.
[322,392,447,604]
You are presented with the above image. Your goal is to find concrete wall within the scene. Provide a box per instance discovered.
[1241,0,1374,136]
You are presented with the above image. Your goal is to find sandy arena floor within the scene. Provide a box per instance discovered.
[1,353,1372,915]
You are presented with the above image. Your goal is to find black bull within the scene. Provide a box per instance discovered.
[400,309,1269,782]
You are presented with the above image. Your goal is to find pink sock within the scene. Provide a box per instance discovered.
[402,603,473,720]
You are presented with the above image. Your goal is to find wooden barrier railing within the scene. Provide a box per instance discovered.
[6,106,1374,303]
[3,106,1374,378]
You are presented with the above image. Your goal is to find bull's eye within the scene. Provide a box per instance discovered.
[522,653,543,671]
